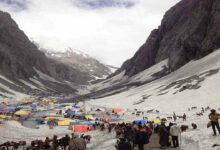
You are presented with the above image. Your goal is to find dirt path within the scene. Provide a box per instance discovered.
[134,134,181,150]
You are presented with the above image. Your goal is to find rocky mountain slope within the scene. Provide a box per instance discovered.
[0,10,101,98]
[114,0,220,77]
[42,48,116,82]
[80,0,220,98]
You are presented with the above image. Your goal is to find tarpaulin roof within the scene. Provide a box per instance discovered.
[66,110,75,115]
[80,121,95,125]
[73,125,91,132]
[111,118,122,122]
[84,115,94,120]
[134,120,147,125]
[112,108,122,113]
[14,110,29,116]
[149,118,161,124]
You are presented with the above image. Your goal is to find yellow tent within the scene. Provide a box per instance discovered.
[45,116,71,121]
[0,115,11,119]
[58,121,71,126]
[14,110,29,116]
[150,118,161,124]
[85,115,94,120]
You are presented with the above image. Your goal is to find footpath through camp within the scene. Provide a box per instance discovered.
[0,97,220,150]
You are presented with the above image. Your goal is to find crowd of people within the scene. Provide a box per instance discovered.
[1,108,220,150]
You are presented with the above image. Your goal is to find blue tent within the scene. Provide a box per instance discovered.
[4,106,17,111]
[31,103,37,107]
[75,114,82,117]
[80,121,95,125]
[66,110,75,115]
[134,120,147,125]
[111,118,122,122]
[72,104,80,108]
[0,106,4,110]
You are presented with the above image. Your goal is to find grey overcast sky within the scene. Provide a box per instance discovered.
[0,0,180,67]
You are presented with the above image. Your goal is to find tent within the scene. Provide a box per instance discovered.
[45,116,71,121]
[80,121,95,125]
[111,118,122,122]
[110,120,130,124]
[101,115,111,122]
[14,110,29,116]
[66,110,75,115]
[112,108,122,113]
[0,115,11,119]
[4,106,17,111]
[58,121,71,126]
[73,125,91,132]
[149,118,161,124]
[84,115,94,120]
[96,108,104,112]
[134,120,147,125]
[72,104,80,108]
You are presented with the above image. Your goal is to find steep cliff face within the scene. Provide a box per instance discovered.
[119,0,220,76]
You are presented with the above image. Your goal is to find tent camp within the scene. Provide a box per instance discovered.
[112,108,122,113]
[73,125,91,132]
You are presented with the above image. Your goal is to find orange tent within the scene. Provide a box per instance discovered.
[73,125,91,132]
[112,108,122,113]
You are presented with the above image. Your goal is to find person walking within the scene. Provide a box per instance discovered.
[209,109,220,136]
[183,113,186,121]
[159,121,169,149]
[115,135,132,150]
[135,125,150,150]
[69,134,86,150]
[173,112,177,122]
[169,123,181,148]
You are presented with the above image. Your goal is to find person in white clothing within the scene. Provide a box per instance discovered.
[169,123,181,148]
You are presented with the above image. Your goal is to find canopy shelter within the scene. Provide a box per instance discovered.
[73,125,91,132]
[58,121,71,126]
[80,121,95,126]
[101,115,111,122]
[109,120,130,125]
[3,106,17,111]
[66,110,75,115]
[14,110,29,116]
[72,104,81,108]
[84,115,94,120]
[112,108,122,113]
[0,115,11,119]
[96,108,105,112]
[149,118,161,124]
[134,120,147,125]
[110,118,122,122]
[45,116,71,121]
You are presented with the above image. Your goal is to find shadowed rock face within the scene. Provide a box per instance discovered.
[117,0,220,77]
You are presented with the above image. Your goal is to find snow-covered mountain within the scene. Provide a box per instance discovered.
[42,48,117,82]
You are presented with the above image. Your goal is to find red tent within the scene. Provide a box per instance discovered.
[73,125,91,132]
[112,108,122,113]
